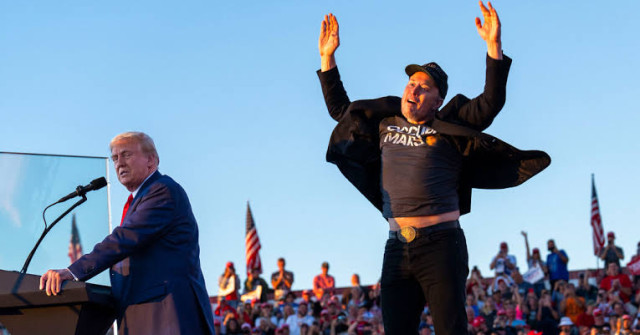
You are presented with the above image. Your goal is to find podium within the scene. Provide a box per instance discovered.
[0,270,115,335]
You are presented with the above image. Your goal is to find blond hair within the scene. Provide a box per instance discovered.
[110,131,160,165]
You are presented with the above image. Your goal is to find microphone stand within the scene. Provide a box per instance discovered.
[20,195,87,274]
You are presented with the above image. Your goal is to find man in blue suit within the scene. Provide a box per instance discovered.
[40,131,216,335]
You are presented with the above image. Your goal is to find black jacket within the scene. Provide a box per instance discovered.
[317,55,550,215]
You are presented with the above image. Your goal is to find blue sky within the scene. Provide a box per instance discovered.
[1,1,639,293]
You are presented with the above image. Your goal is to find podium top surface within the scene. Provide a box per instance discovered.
[0,270,113,309]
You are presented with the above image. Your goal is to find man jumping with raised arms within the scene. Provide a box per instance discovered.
[317,2,549,334]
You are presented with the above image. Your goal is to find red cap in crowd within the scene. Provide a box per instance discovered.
[497,309,506,316]
[500,242,508,249]
[607,231,615,238]
[472,316,485,328]
[593,308,603,317]
[226,261,235,270]
[532,248,540,254]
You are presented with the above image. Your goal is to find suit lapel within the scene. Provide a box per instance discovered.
[125,171,162,220]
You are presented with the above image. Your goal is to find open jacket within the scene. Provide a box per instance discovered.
[317,55,550,215]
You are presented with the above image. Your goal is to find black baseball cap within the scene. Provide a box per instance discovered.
[405,62,448,100]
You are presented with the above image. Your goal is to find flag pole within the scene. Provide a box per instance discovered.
[591,173,603,275]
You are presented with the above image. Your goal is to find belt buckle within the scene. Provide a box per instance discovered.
[398,226,417,243]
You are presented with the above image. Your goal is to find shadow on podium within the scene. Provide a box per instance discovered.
[0,270,115,335]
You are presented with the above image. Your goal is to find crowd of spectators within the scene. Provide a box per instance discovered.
[213,233,640,335]
[465,232,640,335]
[215,260,383,335]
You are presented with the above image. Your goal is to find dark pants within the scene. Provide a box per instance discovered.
[380,226,469,335]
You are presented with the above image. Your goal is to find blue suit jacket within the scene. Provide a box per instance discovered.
[69,171,215,335]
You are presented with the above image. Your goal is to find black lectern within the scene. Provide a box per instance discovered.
[0,270,115,335]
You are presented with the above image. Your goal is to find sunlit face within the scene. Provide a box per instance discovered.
[111,139,157,192]
[401,71,443,124]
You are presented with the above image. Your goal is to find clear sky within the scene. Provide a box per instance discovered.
[1,1,639,293]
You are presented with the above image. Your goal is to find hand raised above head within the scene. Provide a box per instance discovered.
[319,13,340,57]
[475,1,503,59]
[475,1,501,43]
[319,13,340,71]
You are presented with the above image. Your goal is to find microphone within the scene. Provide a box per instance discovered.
[57,177,107,203]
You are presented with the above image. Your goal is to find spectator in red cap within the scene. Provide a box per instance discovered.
[490,241,517,278]
[600,231,625,269]
[492,308,508,331]
[219,261,241,308]
[522,231,547,296]
[591,308,607,332]
[472,315,489,333]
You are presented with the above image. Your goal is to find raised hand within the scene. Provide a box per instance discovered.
[475,1,502,60]
[319,13,340,71]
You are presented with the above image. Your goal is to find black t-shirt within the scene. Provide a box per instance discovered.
[380,116,462,218]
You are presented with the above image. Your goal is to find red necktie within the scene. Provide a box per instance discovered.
[120,194,133,226]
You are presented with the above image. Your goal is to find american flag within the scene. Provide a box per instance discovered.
[68,214,83,263]
[591,174,605,256]
[245,202,262,274]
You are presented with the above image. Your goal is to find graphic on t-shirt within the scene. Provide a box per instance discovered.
[382,125,438,147]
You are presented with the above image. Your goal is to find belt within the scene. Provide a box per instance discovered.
[388,220,460,243]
